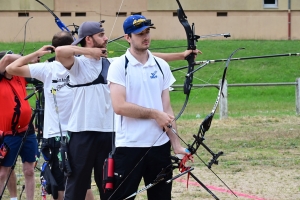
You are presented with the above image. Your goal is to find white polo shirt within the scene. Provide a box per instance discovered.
[67,56,116,132]
[29,61,72,138]
[107,49,176,147]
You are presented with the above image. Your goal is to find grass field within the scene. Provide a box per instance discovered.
[3,39,299,118]
[0,40,300,199]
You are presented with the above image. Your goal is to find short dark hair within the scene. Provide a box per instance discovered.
[52,31,73,47]
[127,33,132,46]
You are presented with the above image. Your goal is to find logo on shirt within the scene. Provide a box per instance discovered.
[51,74,70,91]
[150,71,158,79]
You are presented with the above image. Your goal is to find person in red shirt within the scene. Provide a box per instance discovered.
[0,51,39,200]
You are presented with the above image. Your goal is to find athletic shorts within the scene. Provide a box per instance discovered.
[2,132,38,167]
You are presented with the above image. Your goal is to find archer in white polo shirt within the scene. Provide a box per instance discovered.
[107,14,190,200]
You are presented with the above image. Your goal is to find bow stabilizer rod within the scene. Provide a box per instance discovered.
[172,52,300,72]
[199,33,231,38]
[195,52,300,64]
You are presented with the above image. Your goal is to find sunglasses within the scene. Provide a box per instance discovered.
[132,19,153,27]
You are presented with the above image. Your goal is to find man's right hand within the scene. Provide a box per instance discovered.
[153,110,175,131]
[36,45,55,58]
[90,48,107,60]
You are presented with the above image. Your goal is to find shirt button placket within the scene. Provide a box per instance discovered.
[142,66,146,81]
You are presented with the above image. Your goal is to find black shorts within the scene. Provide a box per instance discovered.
[51,148,91,191]
[112,141,173,200]
[64,131,113,200]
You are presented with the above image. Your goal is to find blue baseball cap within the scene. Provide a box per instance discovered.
[123,15,156,34]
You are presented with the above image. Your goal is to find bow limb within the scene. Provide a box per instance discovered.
[175,48,245,156]
[174,0,200,121]
[35,0,70,32]
[168,48,245,199]
[181,48,245,198]
[199,47,245,136]
[19,17,33,56]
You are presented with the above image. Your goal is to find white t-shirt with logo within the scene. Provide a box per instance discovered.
[67,56,115,132]
[29,61,72,138]
[107,49,176,147]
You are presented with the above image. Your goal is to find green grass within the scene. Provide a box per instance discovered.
[109,40,299,119]
[2,39,299,118]
[1,39,300,200]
